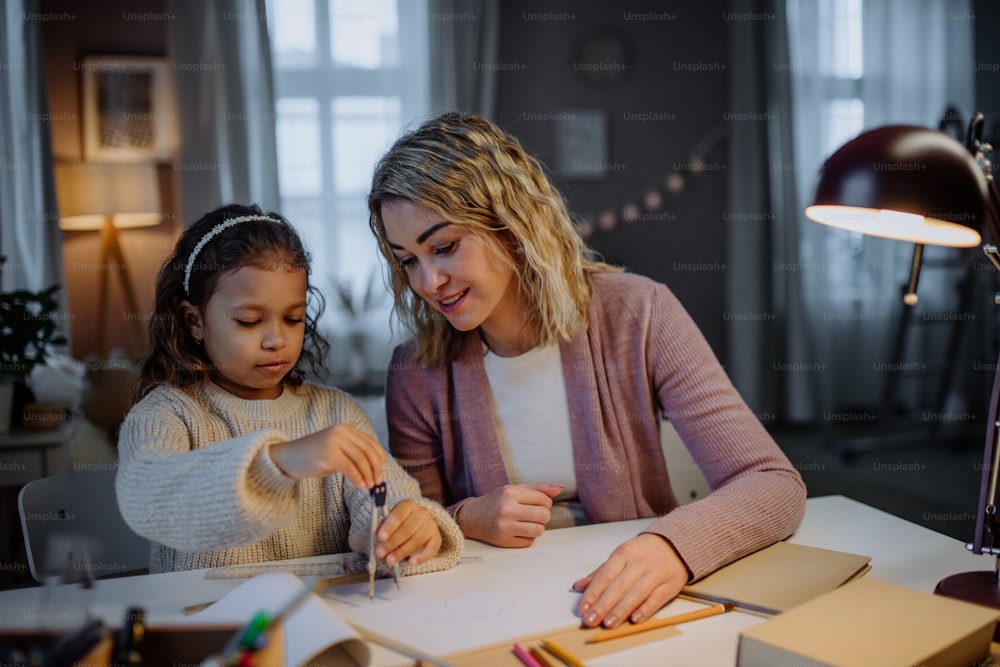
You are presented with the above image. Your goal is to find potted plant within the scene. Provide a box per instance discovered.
[0,256,68,431]
[329,269,386,389]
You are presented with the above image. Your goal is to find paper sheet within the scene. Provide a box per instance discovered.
[180,570,370,667]
[326,550,583,657]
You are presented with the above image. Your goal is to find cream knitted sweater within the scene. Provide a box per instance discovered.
[115,381,463,574]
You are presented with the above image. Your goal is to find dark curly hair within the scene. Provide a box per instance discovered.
[136,203,329,399]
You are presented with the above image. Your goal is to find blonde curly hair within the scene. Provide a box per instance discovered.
[368,112,618,366]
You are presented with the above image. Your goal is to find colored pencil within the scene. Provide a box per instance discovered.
[586,602,733,643]
[512,642,545,667]
[529,645,558,667]
[541,639,587,667]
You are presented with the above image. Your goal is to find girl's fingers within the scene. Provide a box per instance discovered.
[405,535,440,566]
[384,527,440,566]
[337,432,385,488]
[377,502,441,565]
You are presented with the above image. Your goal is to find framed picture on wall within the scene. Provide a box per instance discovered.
[555,110,608,180]
[80,55,178,162]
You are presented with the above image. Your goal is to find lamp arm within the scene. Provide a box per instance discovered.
[981,176,1000,272]
[971,359,1000,556]
[971,152,1000,557]
[902,244,924,306]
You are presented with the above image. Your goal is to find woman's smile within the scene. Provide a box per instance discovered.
[438,288,469,313]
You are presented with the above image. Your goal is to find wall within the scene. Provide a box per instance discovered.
[38,1,1000,373]
[974,0,1000,147]
[41,0,178,362]
[494,1,730,359]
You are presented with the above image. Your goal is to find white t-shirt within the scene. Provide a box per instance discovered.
[483,344,585,527]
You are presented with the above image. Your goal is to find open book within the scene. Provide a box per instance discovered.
[180,571,370,667]
[681,541,872,615]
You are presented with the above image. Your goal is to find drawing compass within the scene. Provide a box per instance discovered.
[368,482,402,599]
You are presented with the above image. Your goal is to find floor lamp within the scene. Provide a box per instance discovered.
[54,162,161,357]
[805,114,1000,631]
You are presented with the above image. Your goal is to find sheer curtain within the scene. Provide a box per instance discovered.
[168,0,280,226]
[0,0,62,292]
[427,0,500,118]
[781,0,975,422]
[725,0,795,422]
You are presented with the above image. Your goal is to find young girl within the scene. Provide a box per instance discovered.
[115,203,462,576]
[368,113,806,629]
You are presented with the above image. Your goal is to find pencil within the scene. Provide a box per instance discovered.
[586,602,733,643]
[512,642,545,667]
[541,639,587,667]
[529,646,557,667]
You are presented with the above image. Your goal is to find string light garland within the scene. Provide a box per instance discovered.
[573,122,730,239]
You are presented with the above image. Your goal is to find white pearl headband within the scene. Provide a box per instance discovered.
[183,215,282,295]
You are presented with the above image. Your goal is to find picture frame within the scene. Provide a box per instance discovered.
[80,55,178,162]
[555,110,609,180]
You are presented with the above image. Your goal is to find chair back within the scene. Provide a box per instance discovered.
[17,467,149,583]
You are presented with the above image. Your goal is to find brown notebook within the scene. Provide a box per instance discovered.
[681,541,872,615]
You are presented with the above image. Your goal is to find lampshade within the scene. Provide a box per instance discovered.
[54,162,162,231]
[805,125,988,247]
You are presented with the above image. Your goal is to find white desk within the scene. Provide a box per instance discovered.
[0,496,992,666]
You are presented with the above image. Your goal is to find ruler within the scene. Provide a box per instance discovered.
[205,553,366,580]
[204,554,485,580]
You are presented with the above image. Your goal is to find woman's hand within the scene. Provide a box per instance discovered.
[455,483,563,547]
[572,533,689,629]
[268,423,386,489]
[375,499,442,567]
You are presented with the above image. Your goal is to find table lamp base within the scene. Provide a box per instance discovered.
[935,571,1000,641]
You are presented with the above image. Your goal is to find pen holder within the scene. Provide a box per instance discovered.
[2,624,284,667]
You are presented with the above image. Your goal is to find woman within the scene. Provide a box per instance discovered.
[367,112,806,629]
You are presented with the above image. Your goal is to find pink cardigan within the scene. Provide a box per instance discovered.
[385,271,806,580]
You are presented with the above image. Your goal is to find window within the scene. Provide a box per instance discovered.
[783,0,976,417]
[267,0,429,332]
[788,0,866,166]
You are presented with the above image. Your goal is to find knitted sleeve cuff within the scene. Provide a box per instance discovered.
[399,497,465,576]
[247,435,300,496]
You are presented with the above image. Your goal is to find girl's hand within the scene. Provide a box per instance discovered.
[456,483,563,547]
[268,423,386,488]
[571,533,689,629]
[375,499,442,567]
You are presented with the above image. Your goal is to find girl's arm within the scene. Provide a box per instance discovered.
[343,453,464,576]
[115,393,299,552]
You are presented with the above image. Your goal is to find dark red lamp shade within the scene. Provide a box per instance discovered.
[805,125,988,248]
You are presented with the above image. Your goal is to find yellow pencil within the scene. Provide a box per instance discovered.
[541,639,587,667]
[586,602,733,643]
[529,646,557,667]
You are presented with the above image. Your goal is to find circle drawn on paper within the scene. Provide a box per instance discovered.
[444,593,514,618]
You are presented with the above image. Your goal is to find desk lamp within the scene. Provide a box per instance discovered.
[54,162,161,356]
[805,114,1000,617]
